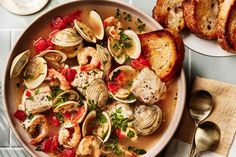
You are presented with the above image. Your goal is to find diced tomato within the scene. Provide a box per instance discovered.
[64,111,72,119]
[62,148,76,157]
[115,128,126,141]
[107,82,120,93]
[131,55,150,70]
[51,135,59,152]
[41,138,52,152]
[72,106,85,124]
[33,37,49,53]
[51,116,61,127]
[14,110,26,121]
[114,71,126,86]
[25,90,31,97]
[62,68,77,82]
[51,16,66,30]
[63,10,82,24]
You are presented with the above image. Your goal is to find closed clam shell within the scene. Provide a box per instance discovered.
[108,101,133,120]
[10,50,31,79]
[23,57,47,89]
[86,79,108,107]
[96,44,111,77]
[51,28,83,47]
[133,105,162,136]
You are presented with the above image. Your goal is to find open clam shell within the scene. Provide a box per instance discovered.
[51,28,83,47]
[53,101,79,113]
[86,79,108,107]
[53,90,80,106]
[109,66,137,103]
[108,101,134,120]
[23,57,47,89]
[35,50,67,62]
[96,44,111,77]
[133,105,162,136]
[82,110,111,143]
[74,11,104,43]
[107,37,126,64]
[10,50,31,79]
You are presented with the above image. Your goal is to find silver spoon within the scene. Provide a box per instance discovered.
[0,0,49,15]
[188,90,214,157]
[191,121,221,157]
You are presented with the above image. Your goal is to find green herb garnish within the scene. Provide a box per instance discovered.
[124,14,132,21]
[50,86,63,98]
[46,95,52,101]
[27,96,34,101]
[35,88,40,95]
[98,113,107,124]
[115,8,121,19]
[135,18,146,32]
[127,130,135,138]
[128,146,146,155]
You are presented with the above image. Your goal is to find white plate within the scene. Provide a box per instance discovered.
[2,0,186,156]
[182,30,235,57]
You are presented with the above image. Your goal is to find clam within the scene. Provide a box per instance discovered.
[108,101,133,120]
[86,79,108,107]
[35,50,67,69]
[23,57,47,89]
[10,50,31,79]
[107,29,141,64]
[133,105,162,136]
[54,101,88,124]
[51,28,83,47]
[53,90,80,107]
[107,37,126,64]
[109,66,137,103]
[74,10,104,43]
[96,44,111,77]
[82,110,111,142]
[35,50,67,62]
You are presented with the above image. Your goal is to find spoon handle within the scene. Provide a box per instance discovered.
[188,124,198,157]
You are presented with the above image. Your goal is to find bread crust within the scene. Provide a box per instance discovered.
[217,0,236,53]
[138,29,184,81]
[183,0,221,39]
[152,0,185,32]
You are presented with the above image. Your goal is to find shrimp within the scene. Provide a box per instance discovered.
[58,124,81,148]
[103,16,121,28]
[76,136,101,157]
[26,115,49,145]
[47,68,71,90]
[77,47,100,71]
[109,26,120,40]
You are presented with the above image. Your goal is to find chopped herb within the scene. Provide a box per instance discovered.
[50,86,63,98]
[27,114,34,120]
[127,81,133,87]
[127,93,136,101]
[46,95,52,101]
[88,99,97,111]
[98,113,107,124]
[27,96,34,101]
[114,146,123,155]
[127,26,131,30]
[35,89,40,95]
[16,83,20,88]
[124,14,132,21]
[135,18,146,32]
[23,75,32,80]
[103,60,108,65]
[55,112,64,123]
[111,70,120,81]
[127,130,135,138]
[125,56,131,63]
[35,146,41,151]
[115,8,121,19]
[128,146,146,155]
[111,108,129,131]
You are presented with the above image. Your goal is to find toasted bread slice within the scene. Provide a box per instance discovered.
[183,0,221,39]
[138,28,184,81]
[153,0,185,32]
[217,0,236,53]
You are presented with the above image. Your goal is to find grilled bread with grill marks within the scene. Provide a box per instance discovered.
[218,0,236,53]
[153,0,185,32]
[183,0,222,39]
[138,28,184,81]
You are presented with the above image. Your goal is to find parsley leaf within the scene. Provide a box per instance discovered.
[128,146,146,155]
[127,130,135,138]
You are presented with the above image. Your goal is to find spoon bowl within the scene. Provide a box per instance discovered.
[192,121,221,157]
